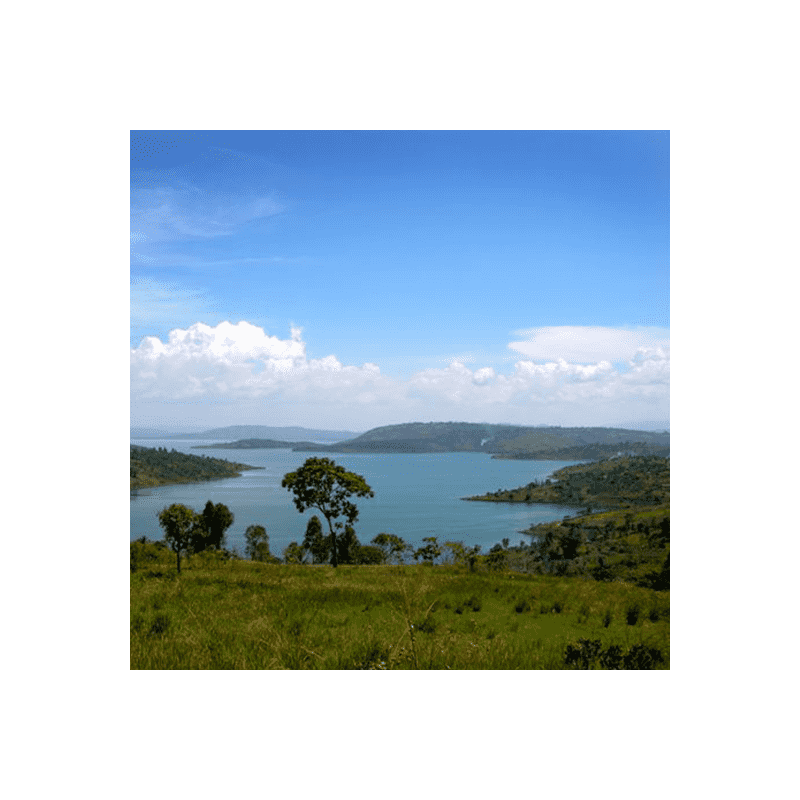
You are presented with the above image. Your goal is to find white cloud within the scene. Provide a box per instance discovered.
[131,321,670,428]
[508,325,670,363]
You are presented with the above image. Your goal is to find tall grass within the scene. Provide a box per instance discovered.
[131,552,669,669]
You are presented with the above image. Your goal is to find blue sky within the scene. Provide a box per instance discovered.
[131,130,669,432]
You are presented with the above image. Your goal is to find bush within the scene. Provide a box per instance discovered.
[626,604,641,625]
[415,616,437,634]
[148,614,171,637]
[622,644,665,669]
[564,639,665,670]
[353,545,385,565]
[130,538,167,573]
[564,638,603,669]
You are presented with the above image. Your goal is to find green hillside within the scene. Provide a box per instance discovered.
[465,455,669,509]
[292,421,669,457]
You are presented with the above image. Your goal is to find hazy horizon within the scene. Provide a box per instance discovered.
[130,419,669,437]
[132,131,669,432]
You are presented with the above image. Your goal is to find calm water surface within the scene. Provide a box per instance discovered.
[130,439,583,556]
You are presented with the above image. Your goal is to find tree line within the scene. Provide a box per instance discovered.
[147,457,486,571]
[143,455,667,592]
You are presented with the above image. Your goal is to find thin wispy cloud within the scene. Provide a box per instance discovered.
[130,184,283,243]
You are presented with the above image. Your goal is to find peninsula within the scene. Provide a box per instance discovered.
[130,444,264,490]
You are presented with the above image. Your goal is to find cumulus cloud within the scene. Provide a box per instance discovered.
[508,325,670,364]
[131,321,669,427]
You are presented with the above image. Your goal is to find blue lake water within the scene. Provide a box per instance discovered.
[130,439,583,556]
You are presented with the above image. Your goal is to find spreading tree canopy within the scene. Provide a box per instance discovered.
[282,458,374,567]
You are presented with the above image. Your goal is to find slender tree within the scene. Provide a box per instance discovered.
[413,536,442,565]
[282,458,374,568]
[158,503,197,573]
[302,515,330,564]
[245,524,270,561]
[336,525,360,565]
[283,541,306,564]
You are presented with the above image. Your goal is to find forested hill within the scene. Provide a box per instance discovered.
[465,455,670,510]
[292,422,669,457]
[130,445,263,490]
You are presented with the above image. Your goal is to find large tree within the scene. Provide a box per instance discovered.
[282,458,374,568]
[158,503,197,573]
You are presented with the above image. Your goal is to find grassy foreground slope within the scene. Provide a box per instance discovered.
[131,549,668,670]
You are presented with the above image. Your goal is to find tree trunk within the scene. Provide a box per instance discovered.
[327,518,338,568]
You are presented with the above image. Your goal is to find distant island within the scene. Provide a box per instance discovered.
[191,438,316,450]
[130,444,263,490]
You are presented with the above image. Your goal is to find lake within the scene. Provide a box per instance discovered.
[130,439,583,557]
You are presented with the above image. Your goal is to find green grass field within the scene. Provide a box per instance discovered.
[131,550,669,669]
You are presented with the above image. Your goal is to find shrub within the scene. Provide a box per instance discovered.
[415,616,437,634]
[599,645,624,669]
[564,640,665,670]
[148,614,171,637]
[564,638,603,669]
[626,604,641,625]
[354,545,385,565]
[622,644,665,669]
[354,641,390,670]
[514,599,531,613]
